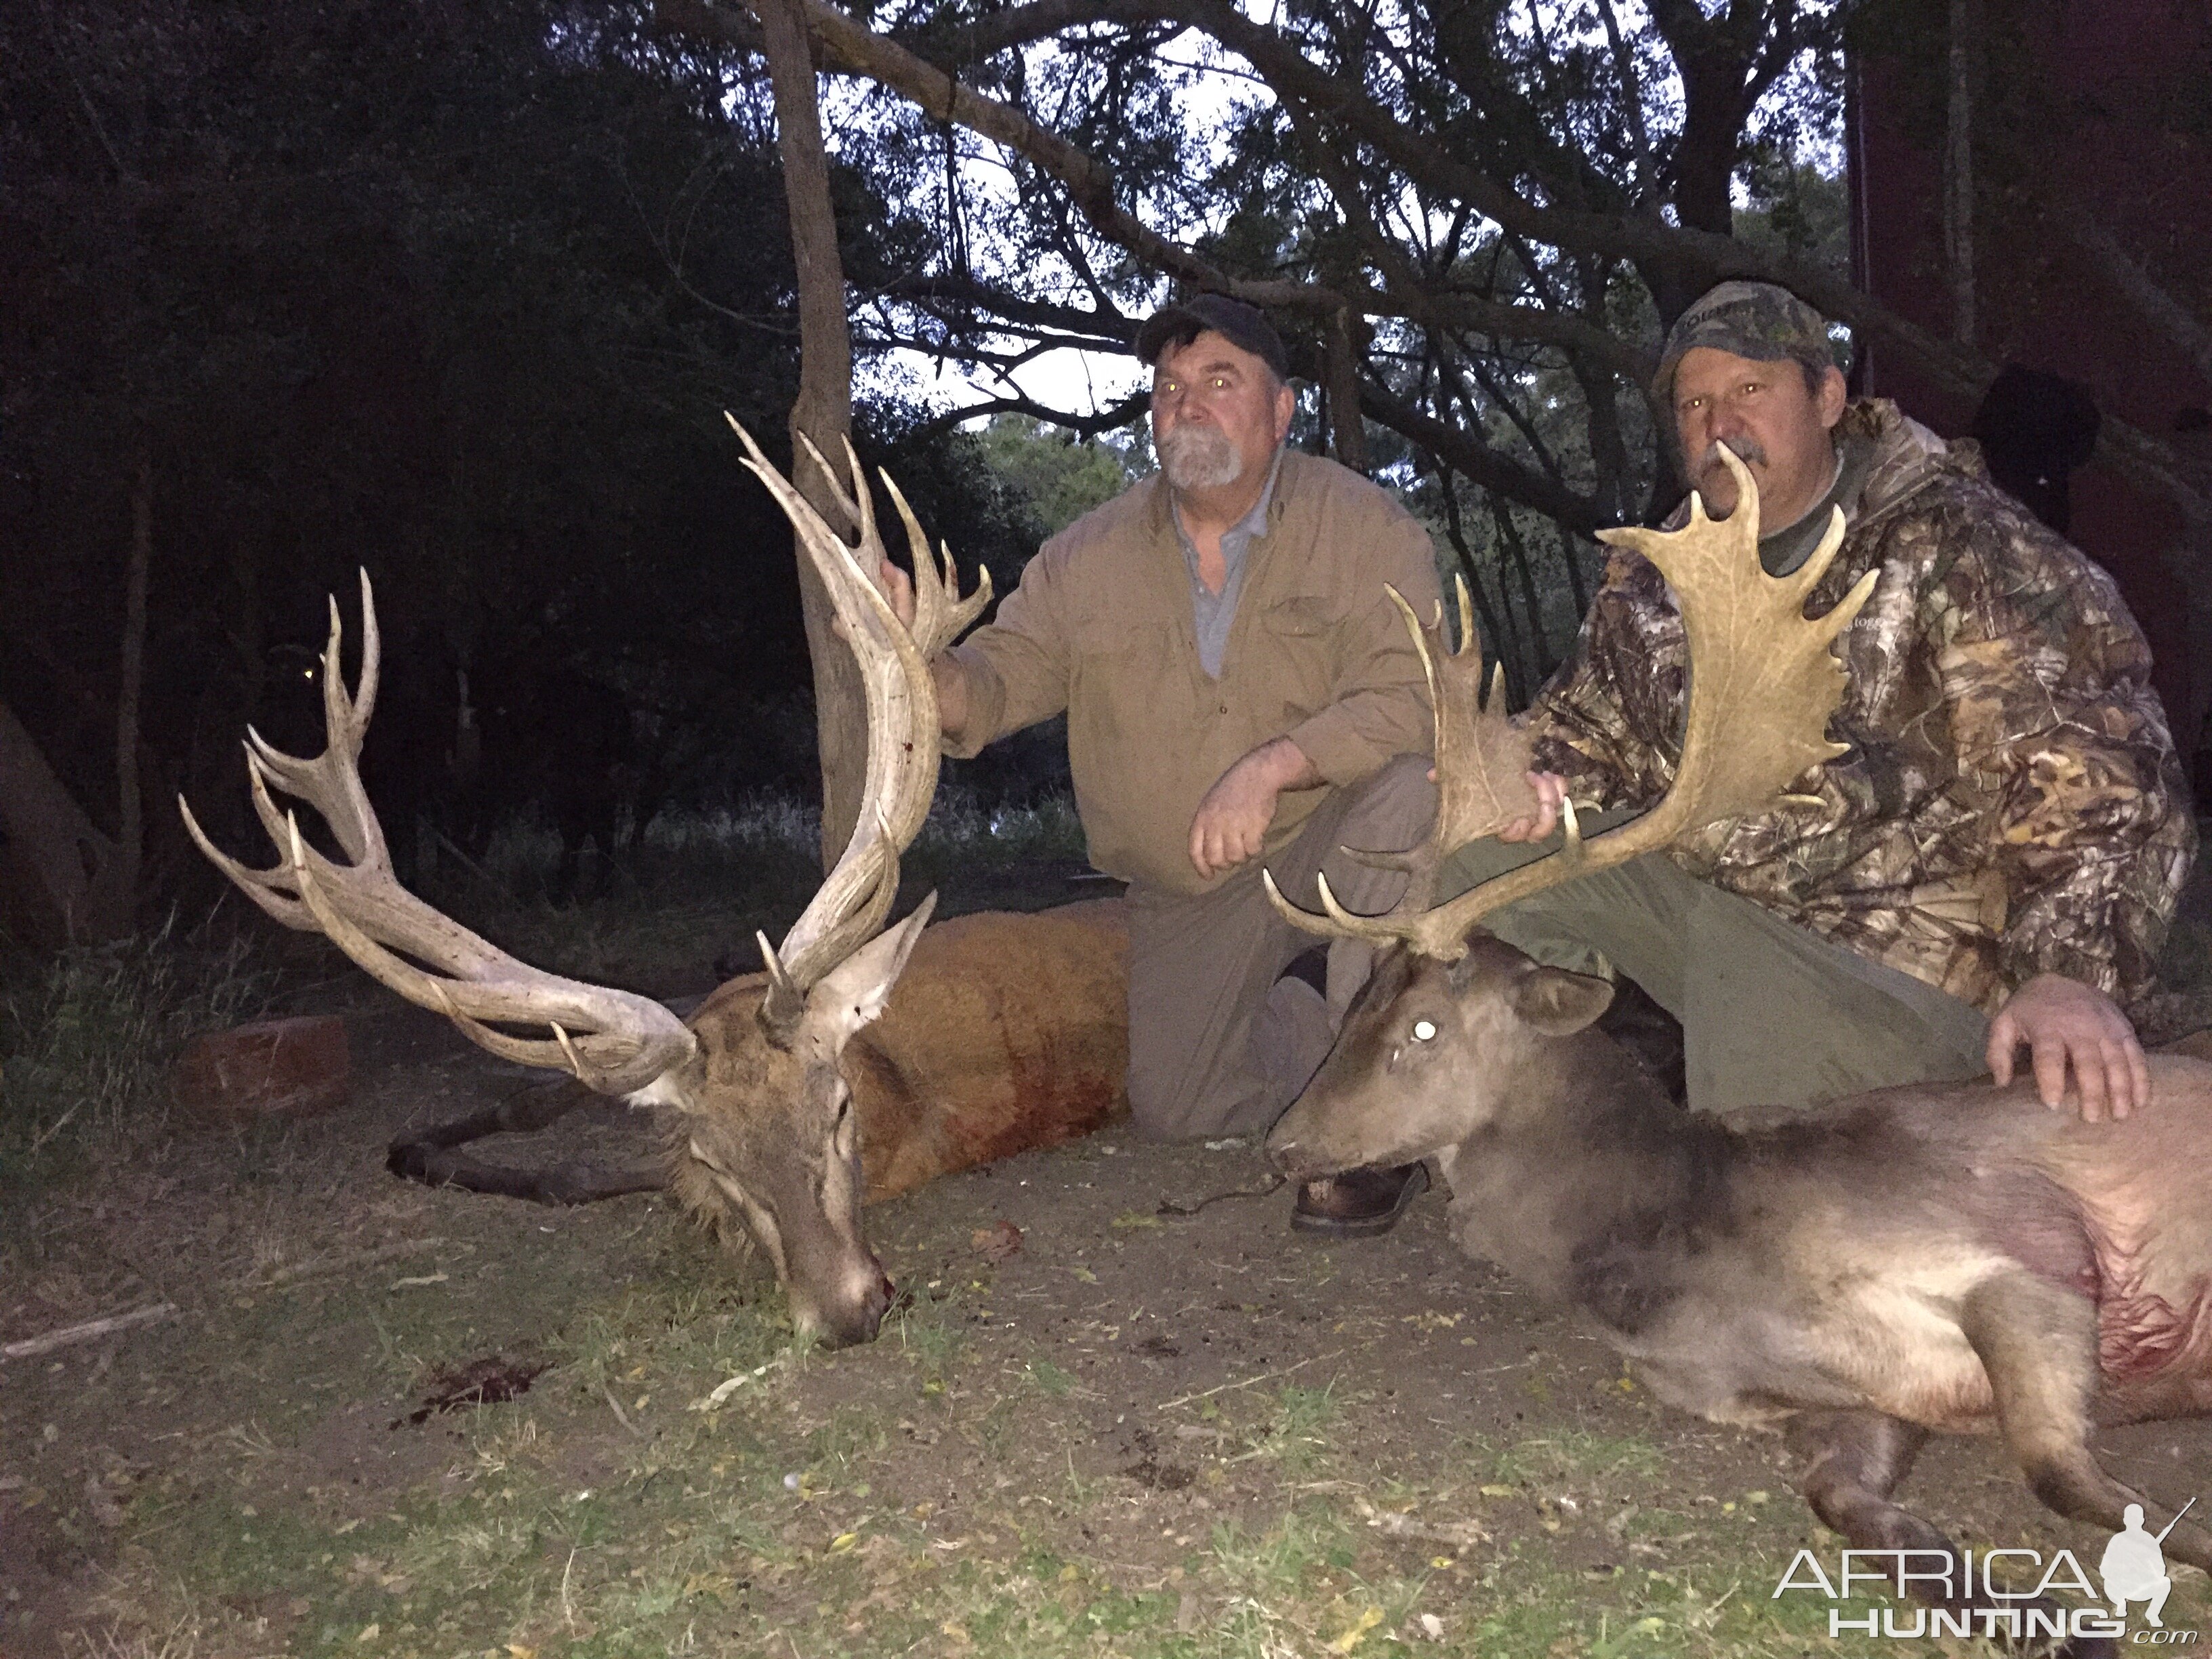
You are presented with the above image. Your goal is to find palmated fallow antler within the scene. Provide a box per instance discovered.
[1265,445,1878,961]
[724,417,989,1030]
[180,573,699,1095]
[1271,575,1536,946]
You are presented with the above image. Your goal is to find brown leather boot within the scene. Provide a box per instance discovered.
[1290,1162,1429,1238]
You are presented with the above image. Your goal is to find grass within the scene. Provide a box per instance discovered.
[30,1176,2212,1659]
[7,811,2209,1658]
[0,914,279,1179]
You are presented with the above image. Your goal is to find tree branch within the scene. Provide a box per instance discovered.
[907,388,1150,440]
[1357,377,1607,538]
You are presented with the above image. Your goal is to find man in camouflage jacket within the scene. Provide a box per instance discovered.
[1488,281,2194,1121]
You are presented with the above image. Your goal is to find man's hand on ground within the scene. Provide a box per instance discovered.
[1189,738,1318,879]
[1498,771,1571,842]
[1986,972,2150,1121]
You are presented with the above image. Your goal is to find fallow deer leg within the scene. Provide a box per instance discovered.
[1965,1270,2212,1572]
[1787,1408,1942,1551]
[1786,1409,2107,1659]
[386,1078,666,1206]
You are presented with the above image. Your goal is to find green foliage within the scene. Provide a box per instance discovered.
[977,416,1138,537]
[1736,154,1851,293]
[0,920,279,1173]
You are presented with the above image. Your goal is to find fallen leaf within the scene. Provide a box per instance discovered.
[970,1221,1023,1262]
[1328,1607,1384,1653]
[828,1531,859,1553]
[1478,1484,1515,1498]
[1111,1211,1161,1231]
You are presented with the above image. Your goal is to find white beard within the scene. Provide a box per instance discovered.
[1159,425,1244,491]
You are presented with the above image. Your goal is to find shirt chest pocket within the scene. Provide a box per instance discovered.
[1071,617,1181,738]
[1254,596,1338,714]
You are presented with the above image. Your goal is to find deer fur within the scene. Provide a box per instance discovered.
[1267,935,2212,1639]
[664,899,1127,1339]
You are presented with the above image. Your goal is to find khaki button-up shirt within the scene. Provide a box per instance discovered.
[943,449,1443,896]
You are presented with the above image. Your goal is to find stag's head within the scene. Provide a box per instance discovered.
[1264,448,1876,1180]
[182,422,987,1348]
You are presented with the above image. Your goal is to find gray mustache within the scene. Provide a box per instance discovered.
[1698,436,1769,472]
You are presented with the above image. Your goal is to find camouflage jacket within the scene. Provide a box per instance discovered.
[1525,399,2196,1014]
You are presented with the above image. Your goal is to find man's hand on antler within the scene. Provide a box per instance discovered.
[1191,738,1319,880]
[1986,972,2150,1122]
[874,555,917,630]
[1498,771,1571,843]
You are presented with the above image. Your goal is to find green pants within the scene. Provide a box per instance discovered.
[1435,815,1992,1116]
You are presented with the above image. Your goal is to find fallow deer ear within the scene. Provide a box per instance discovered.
[807,891,938,1050]
[1511,966,1614,1036]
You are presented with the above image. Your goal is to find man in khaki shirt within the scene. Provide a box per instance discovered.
[877,295,1441,1235]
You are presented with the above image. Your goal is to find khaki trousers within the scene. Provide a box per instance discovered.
[1435,812,1993,1116]
[1124,755,1435,1140]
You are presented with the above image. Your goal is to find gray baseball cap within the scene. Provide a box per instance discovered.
[1135,294,1291,381]
[1654,280,1837,405]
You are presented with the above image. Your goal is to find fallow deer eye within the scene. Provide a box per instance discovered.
[1412,1019,1437,1042]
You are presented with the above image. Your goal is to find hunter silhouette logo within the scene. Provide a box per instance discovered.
[2103,1499,2196,1630]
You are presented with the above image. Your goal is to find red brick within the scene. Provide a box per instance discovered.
[171,1015,350,1124]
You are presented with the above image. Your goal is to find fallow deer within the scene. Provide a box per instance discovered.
[1263,447,2212,1642]
[184,424,1128,1347]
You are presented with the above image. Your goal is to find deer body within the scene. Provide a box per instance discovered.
[186,424,1134,1348]
[1268,935,2212,1613]
[1261,453,2207,1643]
[1431,1010,2212,1436]
[675,899,1127,1210]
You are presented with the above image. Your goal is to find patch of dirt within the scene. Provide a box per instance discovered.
[394,1353,551,1427]
[3,858,2209,1656]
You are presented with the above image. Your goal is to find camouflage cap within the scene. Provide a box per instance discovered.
[1653,280,1835,406]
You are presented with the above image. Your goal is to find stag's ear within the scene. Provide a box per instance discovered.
[808,892,939,1050]
[1511,966,1614,1036]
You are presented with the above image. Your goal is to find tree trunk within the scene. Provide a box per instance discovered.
[751,0,866,872]
[1942,0,1977,348]
[0,699,131,947]
[1435,467,1523,709]
[115,441,152,910]
[1324,304,1370,474]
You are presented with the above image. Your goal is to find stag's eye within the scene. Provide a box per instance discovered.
[1411,1019,1437,1042]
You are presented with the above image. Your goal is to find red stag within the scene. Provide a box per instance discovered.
[184,424,1126,1346]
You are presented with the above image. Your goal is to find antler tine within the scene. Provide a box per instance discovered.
[1265,577,1536,947]
[1261,867,1410,945]
[879,467,992,661]
[726,415,985,1023]
[1382,445,1876,961]
[180,575,697,1096]
[236,578,388,869]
